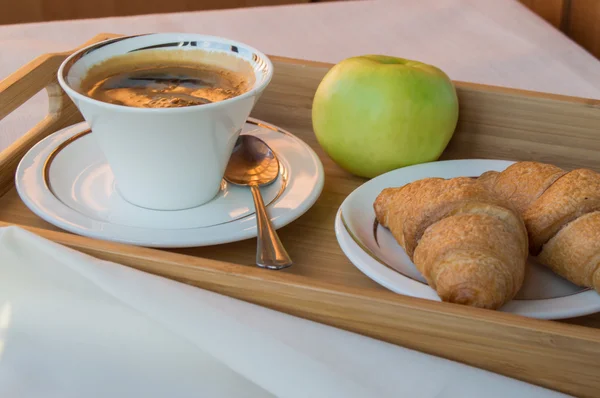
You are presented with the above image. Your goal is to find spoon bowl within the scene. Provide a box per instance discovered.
[225,135,280,186]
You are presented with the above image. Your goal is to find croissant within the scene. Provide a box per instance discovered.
[479,161,600,293]
[374,177,528,309]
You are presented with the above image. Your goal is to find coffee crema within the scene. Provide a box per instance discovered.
[78,49,254,109]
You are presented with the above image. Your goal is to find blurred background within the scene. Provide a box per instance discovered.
[2,0,598,60]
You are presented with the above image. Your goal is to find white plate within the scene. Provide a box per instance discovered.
[16,118,324,248]
[335,159,600,320]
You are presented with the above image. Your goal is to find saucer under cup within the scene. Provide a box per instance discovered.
[16,119,324,248]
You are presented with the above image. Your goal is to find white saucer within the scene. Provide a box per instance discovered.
[335,159,600,320]
[16,118,324,248]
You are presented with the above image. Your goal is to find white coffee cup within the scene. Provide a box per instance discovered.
[58,33,273,210]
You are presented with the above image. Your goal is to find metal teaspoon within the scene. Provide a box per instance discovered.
[224,134,293,270]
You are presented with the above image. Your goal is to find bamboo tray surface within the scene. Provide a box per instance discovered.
[1,34,600,397]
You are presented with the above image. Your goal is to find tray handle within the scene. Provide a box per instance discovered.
[0,33,121,196]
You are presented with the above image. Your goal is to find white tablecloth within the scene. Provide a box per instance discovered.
[1,0,600,151]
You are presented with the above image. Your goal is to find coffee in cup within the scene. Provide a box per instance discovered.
[78,49,255,108]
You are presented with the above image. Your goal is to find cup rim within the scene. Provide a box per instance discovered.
[57,33,274,113]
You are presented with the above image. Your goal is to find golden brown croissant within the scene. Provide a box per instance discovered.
[479,161,600,293]
[374,177,528,309]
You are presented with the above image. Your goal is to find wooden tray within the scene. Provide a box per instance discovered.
[1,33,600,397]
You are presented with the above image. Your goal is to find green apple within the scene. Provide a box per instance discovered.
[312,55,459,178]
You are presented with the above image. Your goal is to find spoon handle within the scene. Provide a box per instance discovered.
[250,184,293,270]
